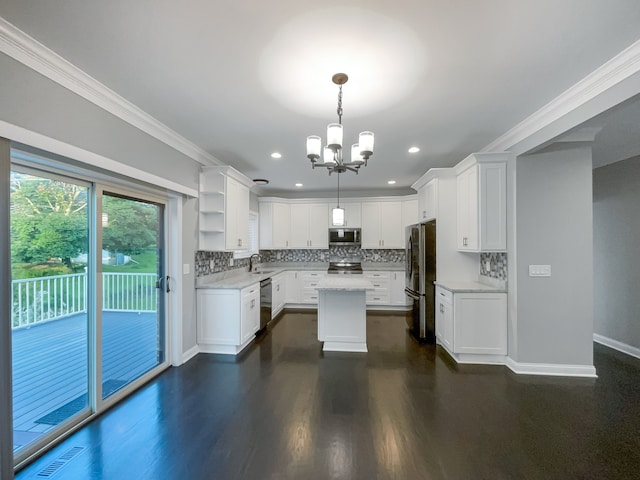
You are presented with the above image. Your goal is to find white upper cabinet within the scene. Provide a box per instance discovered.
[259,202,290,249]
[199,166,252,251]
[361,201,403,249]
[328,202,361,227]
[418,178,438,222]
[225,177,250,250]
[402,199,418,227]
[455,153,507,252]
[290,203,328,249]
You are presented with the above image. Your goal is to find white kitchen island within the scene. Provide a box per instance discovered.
[316,276,374,352]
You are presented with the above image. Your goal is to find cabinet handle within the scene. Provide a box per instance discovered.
[286,240,289,247]
[423,210,426,218]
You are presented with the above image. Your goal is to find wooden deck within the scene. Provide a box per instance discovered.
[12,311,160,452]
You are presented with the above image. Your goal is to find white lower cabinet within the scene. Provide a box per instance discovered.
[284,270,325,305]
[197,283,260,355]
[272,272,286,318]
[301,271,326,304]
[285,271,301,304]
[390,271,411,306]
[363,271,390,305]
[435,286,507,361]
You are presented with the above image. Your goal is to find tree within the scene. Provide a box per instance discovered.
[10,173,88,268]
[101,196,158,255]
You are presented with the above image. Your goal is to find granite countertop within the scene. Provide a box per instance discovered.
[434,280,507,293]
[316,276,374,291]
[196,268,286,289]
[196,262,407,289]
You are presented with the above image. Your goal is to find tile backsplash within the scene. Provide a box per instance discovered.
[260,247,405,264]
[195,247,405,276]
[480,252,507,281]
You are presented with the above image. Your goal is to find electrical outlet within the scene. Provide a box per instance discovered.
[484,260,491,272]
[229,257,234,267]
[209,259,215,270]
[529,265,551,277]
[183,263,190,275]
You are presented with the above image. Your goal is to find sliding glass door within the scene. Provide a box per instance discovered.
[9,152,169,467]
[10,170,91,455]
[100,192,166,400]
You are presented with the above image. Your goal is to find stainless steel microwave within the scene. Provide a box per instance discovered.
[328,228,361,246]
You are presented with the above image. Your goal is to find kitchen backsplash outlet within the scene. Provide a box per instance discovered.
[480,252,507,281]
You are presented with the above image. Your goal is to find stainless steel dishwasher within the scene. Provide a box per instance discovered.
[259,278,272,331]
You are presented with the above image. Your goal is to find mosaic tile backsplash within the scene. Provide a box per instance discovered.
[195,247,405,276]
[480,252,507,281]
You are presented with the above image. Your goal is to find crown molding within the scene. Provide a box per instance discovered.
[482,38,640,154]
[0,17,221,167]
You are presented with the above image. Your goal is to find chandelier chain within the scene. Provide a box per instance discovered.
[337,85,343,125]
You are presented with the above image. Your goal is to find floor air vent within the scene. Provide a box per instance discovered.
[37,446,85,477]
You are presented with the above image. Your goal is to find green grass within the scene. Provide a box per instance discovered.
[102,250,158,273]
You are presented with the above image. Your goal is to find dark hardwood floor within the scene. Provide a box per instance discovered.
[15,311,640,480]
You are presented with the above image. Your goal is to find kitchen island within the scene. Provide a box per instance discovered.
[316,276,374,352]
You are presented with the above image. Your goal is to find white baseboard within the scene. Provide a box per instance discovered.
[594,334,640,360]
[181,345,199,365]
[505,357,597,378]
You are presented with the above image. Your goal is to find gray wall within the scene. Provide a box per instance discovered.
[593,156,640,349]
[0,53,201,191]
[0,52,203,362]
[514,145,594,366]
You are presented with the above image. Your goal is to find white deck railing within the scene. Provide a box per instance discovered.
[11,272,158,328]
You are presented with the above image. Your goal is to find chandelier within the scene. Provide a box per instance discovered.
[306,73,374,175]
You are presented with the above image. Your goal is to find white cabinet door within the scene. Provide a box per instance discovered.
[418,179,437,222]
[289,204,328,248]
[361,202,381,249]
[456,154,506,252]
[285,271,301,303]
[272,203,290,248]
[240,285,260,344]
[225,177,250,251]
[453,293,507,355]
[289,204,310,248]
[308,203,329,248]
[402,199,418,228]
[456,166,478,251]
[390,271,410,306]
[379,202,403,248]
[272,274,285,317]
[362,202,403,249]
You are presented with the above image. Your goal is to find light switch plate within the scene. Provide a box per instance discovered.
[183,263,190,275]
[529,265,551,277]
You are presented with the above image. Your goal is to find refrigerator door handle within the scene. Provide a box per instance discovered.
[404,288,420,300]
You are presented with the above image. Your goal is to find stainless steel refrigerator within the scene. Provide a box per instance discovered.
[405,220,436,342]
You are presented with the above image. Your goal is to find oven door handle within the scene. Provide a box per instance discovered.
[404,288,420,300]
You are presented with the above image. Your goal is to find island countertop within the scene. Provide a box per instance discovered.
[316,276,374,291]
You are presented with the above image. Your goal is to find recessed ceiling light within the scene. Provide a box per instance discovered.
[271,152,282,159]
[253,178,269,185]
[388,180,396,185]
[295,183,303,187]
[408,146,420,153]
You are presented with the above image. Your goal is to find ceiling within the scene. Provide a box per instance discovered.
[1,1,640,196]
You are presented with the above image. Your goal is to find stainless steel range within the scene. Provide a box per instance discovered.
[327,260,363,274]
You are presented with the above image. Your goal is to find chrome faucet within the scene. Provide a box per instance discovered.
[249,253,261,272]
